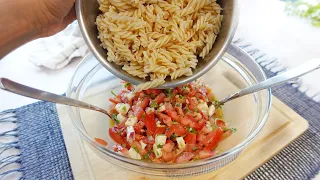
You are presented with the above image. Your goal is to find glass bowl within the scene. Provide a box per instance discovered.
[66,44,272,177]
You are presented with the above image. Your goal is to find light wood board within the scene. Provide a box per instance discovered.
[57,95,308,180]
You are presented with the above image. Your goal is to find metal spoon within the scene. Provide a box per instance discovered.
[0,78,112,119]
[209,58,320,118]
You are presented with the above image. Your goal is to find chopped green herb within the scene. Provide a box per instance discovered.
[150,101,159,108]
[157,144,163,148]
[133,147,139,153]
[192,147,198,151]
[124,82,131,88]
[172,121,179,125]
[175,103,181,107]
[111,113,120,124]
[211,125,217,131]
[231,128,237,133]
[187,127,197,133]
[193,157,200,161]
[194,108,199,113]
[111,91,117,97]
[122,106,127,112]
[164,89,173,95]
[142,150,152,160]
[222,127,228,132]
[184,107,191,113]
[179,95,185,100]
[170,133,178,140]
[141,114,146,119]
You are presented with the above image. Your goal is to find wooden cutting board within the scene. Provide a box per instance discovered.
[57,94,308,180]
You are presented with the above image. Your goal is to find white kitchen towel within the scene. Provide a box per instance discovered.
[28,22,89,70]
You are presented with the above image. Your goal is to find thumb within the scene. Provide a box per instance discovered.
[43,0,75,20]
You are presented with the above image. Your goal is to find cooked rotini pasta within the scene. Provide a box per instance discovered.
[96,0,223,91]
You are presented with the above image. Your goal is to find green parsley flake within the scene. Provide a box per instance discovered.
[133,147,139,153]
[172,121,179,125]
[124,82,131,88]
[231,128,237,133]
[142,150,152,160]
[111,113,120,124]
[122,106,127,112]
[170,133,178,140]
[187,127,197,133]
[111,91,117,97]
[157,144,163,148]
[164,89,173,95]
[150,101,159,108]
[223,127,228,132]
[192,147,198,151]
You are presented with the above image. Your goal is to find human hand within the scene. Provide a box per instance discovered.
[26,0,76,38]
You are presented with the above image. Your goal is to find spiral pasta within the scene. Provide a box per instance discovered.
[96,0,223,91]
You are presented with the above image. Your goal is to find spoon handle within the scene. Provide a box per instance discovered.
[0,78,110,117]
[220,58,320,104]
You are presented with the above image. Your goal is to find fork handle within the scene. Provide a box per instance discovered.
[220,58,320,104]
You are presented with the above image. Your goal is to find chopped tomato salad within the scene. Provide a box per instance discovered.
[101,82,237,163]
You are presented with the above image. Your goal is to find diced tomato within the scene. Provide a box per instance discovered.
[156,113,172,126]
[175,106,184,115]
[139,97,150,110]
[197,120,206,130]
[184,133,196,144]
[109,128,124,144]
[164,103,174,111]
[133,121,145,134]
[166,110,179,121]
[134,106,144,119]
[188,104,198,111]
[162,142,174,153]
[145,112,156,133]
[216,119,226,128]
[154,93,166,104]
[162,152,175,162]
[117,119,127,129]
[144,89,163,95]
[203,128,223,150]
[153,127,165,136]
[166,124,187,138]
[181,115,193,126]
[109,109,118,115]
[199,150,215,159]
[109,98,120,104]
[175,152,195,163]
[119,148,130,157]
[222,129,232,140]
[200,111,208,120]
[131,141,148,155]
[208,93,215,102]
[200,126,212,134]
[184,144,198,152]
[197,133,206,143]
[94,138,108,146]
[176,87,183,93]
[135,134,146,141]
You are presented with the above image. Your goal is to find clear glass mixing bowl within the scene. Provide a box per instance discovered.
[66,45,272,177]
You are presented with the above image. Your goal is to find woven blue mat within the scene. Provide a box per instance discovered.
[0,50,320,180]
